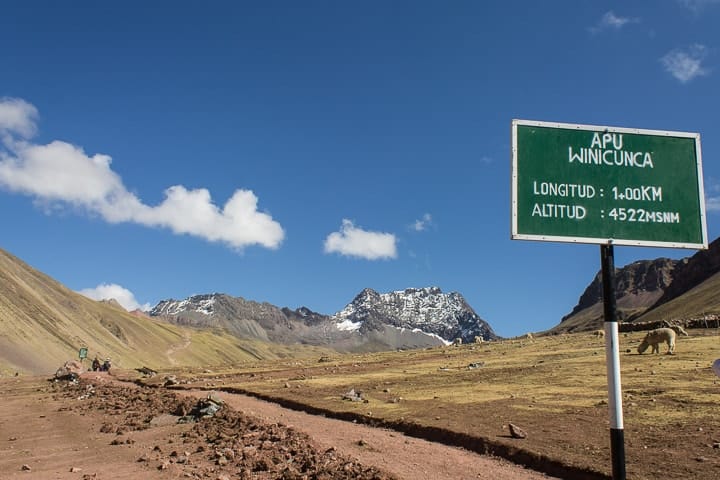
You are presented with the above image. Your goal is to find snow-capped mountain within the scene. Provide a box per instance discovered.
[149,287,497,352]
[332,287,496,343]
[152,293,217,316]
[150,293,305,343]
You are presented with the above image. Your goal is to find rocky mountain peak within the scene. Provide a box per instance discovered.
[353,288,381,303]
[280,306,327,326]
[397,286,442,295]
[561,258,679,324]
[150,293,221,317]
[147,286,498,349]
[333,286,496,342]
[647,236,720,309]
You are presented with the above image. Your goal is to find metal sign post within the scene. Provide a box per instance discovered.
[601,244,625,480]
[511,119,708,479]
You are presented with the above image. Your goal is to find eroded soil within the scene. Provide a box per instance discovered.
[150,332,720,480]
[0,373,554,479]
[3,331,720,480]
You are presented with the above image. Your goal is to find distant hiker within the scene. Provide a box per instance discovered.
[92,357,101,371]
[101,358,111,372]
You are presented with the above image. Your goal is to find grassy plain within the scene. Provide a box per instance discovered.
[155,329,720,479]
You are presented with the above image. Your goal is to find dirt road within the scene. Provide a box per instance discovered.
[179,389,556,480]
[0,373,556,479]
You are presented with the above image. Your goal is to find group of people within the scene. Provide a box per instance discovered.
[91,357,111,372]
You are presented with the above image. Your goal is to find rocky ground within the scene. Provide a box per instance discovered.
[0,372,554,480]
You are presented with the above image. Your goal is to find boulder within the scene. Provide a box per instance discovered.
[54,360,83,380]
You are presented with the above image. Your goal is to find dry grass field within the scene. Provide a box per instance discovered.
[146,329,720,479]
[1,247,340,376]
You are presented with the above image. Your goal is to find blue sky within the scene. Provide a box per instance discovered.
[1,1,719,338]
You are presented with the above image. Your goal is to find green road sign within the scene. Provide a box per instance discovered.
[79,347,88,360]
[511,120,708,249]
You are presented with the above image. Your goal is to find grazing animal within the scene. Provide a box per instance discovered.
[637,328,676,355]
[474,336,484,344]
[525,333,533,340]
[453,338,463,346]
[593,329,605,339]
[670,325,689,336]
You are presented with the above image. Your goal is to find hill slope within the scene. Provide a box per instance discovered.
[0,248,328,375]
[640,236,720,320]
[635,270,720,323]
[554,237,720,332]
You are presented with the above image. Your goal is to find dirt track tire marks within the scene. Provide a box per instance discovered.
[165,331,191,365]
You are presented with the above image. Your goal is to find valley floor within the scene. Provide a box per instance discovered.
[3,330,719,479]
[0,373,554,480]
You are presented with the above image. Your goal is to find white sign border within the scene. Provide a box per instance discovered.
[511,119,708,250]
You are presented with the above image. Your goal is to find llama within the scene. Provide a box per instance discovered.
[669,325,689,336]
[637,328,676,355]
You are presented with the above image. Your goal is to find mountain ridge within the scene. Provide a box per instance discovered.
[4,233,719,375]
[554,236,720,332]
[149,286,496,351]
[331,287,496,343]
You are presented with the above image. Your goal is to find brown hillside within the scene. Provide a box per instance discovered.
[641,236,720,317]
[551,258,677,333]
[0,248,330,375]
[636,270,720,323]
[551,237,720,333]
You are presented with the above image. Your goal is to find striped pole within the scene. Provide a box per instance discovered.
[601,244,626,480]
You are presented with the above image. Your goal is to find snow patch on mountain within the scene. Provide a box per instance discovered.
[148,286,496,349]
[150,294,217,316]
[336,318,362,332]
[332,287,496,343]
[404,327,452,345]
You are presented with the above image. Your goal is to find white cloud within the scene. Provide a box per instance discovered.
[589,11,639,34]
[707,196,720,212]
[0,97,38,138]
[0,98,284,250]
[660,45,709,83]
[706,182,720,212]
[678,0,720,13]
[324,219,397,260]
[78,283,151,311]
[412,213,433,232]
